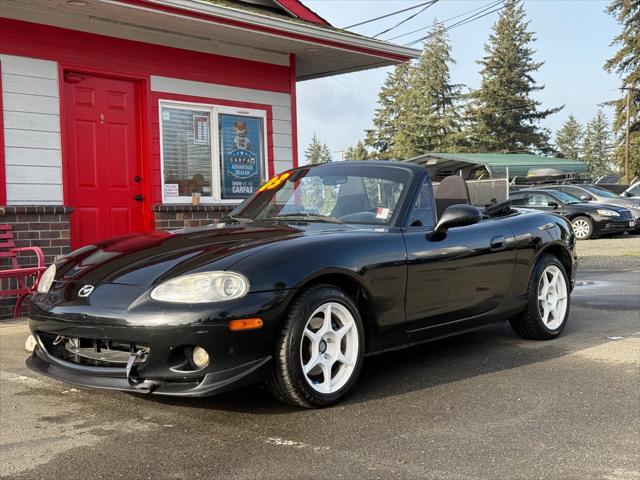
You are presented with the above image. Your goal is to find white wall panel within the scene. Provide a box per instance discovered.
[3,92,59,115]
[273,146,293,163]
[4,111,60,132]
[2,73,59,96]
[5,147,62,167]
[5,165,62,184]
[6,184,62,205]
[1,54,63,205]
[5,129,61,149]
[151,76,291,108]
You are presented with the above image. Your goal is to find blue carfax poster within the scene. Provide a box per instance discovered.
[219,114,265,199]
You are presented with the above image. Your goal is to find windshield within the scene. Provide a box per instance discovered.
[584,185,618,198]
[549,190,582,204]
[231,164,411,225]
[627,183,640,196]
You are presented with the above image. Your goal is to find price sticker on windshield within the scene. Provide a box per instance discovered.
[376,207,390,220]
[258,172,292,193]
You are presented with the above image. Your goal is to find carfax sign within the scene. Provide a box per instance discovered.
[219,114,265,199]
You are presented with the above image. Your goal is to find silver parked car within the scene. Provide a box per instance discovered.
[621,181,640,199]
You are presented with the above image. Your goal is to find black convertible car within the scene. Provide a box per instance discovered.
[28,162,577,407]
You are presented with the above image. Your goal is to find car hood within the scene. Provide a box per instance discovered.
[54,222,361,286]
[575,202,633,213]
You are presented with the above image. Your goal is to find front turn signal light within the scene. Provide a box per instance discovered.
[228,318,263,331]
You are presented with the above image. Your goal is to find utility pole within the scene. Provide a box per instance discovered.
[624,88,631,182]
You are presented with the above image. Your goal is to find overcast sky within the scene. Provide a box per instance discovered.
[297,0,621,161]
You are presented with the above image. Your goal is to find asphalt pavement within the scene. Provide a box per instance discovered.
[1,243,638,480]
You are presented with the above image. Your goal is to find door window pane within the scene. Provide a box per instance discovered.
[408,178,435,228]
[161,107,212,198]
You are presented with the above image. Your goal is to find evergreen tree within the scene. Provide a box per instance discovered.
[555,114,583,160]
[467,0,562,153]
[305,134,332,165]
[345,141,369,160]
[604,0,640,180]
[393,20,462,158]
[583,110,613,179]
[365,62,412,159]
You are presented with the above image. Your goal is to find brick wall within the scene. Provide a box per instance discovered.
[153,204,235,231]
[0,206,73,318]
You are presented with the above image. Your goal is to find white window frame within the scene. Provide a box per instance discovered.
[159,99,269,204]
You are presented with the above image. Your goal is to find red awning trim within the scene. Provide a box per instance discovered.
[112,0,414,62]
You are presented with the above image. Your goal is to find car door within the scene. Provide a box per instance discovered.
[403,178,516,333]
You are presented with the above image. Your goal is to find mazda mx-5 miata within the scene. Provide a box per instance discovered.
[28,162,577,407]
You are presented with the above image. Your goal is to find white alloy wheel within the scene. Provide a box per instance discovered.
[299,302,359,394]
[537,265,568,330]
[572,218,591,239]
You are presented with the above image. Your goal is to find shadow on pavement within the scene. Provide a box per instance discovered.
[142,320,580,414]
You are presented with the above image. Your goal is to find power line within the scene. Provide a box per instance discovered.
[373,0,440,38]
[343,1,435,29]
[405,1,507,47]
[385,0,503,42]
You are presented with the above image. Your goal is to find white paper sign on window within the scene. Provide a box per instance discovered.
[164,183,179,197]
[193,115,210,145]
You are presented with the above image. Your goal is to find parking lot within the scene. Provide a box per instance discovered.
[1,238,639,480]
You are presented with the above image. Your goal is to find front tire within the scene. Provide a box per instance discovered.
[266,285,364,408]
[509,254,570,340]
[571,216,594,240]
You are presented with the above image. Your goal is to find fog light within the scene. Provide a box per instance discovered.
[191,346,209,368]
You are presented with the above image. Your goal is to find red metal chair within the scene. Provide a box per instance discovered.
[0,224,46,317]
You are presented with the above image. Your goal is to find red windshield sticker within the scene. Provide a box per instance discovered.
[376,207,390,219]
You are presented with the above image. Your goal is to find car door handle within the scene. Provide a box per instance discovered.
[490,235,507,251]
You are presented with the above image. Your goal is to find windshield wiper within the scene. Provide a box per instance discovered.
[220,215,253,224]
[271,212,344,224]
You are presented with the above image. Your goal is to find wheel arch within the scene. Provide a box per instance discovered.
[565,212,593,222]
[536,243,573,280]
[291,269,374,350]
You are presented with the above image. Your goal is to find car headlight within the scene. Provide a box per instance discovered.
[150,271,249,303]
[596,209,619,217]
[37,264,56,294]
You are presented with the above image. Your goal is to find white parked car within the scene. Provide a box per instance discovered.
[621,181,640,199]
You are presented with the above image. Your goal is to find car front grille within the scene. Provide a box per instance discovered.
[620,210,633,220]
[37,331,149,368]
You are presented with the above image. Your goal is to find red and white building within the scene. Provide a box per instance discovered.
[0,0,417,315]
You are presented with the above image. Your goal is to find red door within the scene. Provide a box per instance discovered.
[64,72,145,249]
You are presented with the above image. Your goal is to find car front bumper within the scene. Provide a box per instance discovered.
[26,286,293,396]
[27,347,270,396]
[592,216,635,235]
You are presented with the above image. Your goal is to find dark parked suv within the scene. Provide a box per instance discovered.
[510,189,635,240]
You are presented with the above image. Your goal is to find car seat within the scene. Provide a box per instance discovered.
[435,175,471,219]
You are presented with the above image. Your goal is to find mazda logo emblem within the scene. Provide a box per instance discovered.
[78,285,95,298]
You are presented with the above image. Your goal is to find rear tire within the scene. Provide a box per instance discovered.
[571,216,594,240]
[266,284,364,408]
[509,254,570,340]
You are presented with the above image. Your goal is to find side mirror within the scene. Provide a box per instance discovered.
[580,195,592,201]
[432,204,482,236]
[548,201,559,209]
[622,192,632,197]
